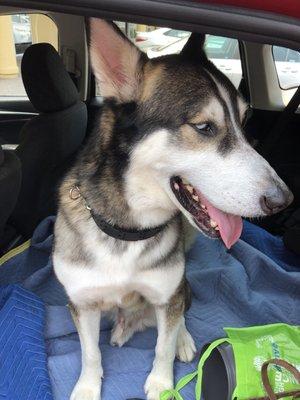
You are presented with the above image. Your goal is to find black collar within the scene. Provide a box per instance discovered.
[69,185,168,241]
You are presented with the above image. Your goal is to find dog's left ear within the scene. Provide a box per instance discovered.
[89,18,143,101]
[181,32,207,62]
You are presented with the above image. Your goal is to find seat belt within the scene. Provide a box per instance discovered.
[261,85,300,158]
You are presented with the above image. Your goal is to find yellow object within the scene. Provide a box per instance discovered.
[136,24,147,32]
[0,16,19,77]
[0,239,31,266]
[30,14,58,50]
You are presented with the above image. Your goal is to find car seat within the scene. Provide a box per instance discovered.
[10,43,87,238]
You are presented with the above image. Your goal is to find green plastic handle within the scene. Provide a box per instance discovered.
[160,338,230,400]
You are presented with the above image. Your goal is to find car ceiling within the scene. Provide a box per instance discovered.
[0,0,299,51]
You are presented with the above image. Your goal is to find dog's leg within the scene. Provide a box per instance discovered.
[70,304,102,400]
[176,319,196,363]
[144,304,181,400]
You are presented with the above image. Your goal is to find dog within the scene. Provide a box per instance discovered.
[53,18,293,400]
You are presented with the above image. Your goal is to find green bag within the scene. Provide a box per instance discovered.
[160,323,300,400]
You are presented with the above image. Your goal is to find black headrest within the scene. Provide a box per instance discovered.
[21,43,79,113]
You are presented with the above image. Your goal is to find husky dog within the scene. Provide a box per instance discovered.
[53,18,293,400]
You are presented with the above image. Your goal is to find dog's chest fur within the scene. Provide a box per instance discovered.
[54,208,184,309]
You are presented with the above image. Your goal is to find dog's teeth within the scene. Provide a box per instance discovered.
[174,182,180,190]
[215,226,220,231]
[186,185,193,194]
[210,220,217,228]
[192,195,199,202]
[201,204,206,209]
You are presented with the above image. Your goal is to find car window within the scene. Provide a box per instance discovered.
[272,45,300,105]
[0,14,58,98]
[273,46,288,63]
[163,29,190,39]
[205,36,240,60]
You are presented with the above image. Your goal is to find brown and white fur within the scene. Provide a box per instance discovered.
[53,19,293,400]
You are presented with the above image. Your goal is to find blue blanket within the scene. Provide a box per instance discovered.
[0,217,299,400]
[0,285,52,400]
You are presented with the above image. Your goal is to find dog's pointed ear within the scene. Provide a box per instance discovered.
[89,18,143,101]
[181,32,207,61]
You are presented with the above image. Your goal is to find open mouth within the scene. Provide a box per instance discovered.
[170,176,243,249]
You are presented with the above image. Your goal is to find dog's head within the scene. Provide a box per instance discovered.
[90,19,293,248]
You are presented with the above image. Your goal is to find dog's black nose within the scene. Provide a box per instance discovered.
[260,186,293,215]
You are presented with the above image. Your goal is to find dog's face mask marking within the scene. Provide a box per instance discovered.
[90,19,293,248]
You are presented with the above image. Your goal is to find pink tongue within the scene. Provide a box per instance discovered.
[197,192,243,249]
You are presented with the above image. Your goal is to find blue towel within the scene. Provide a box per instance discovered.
[0,217,299,400]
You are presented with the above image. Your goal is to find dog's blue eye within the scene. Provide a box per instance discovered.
[191,123,213,136]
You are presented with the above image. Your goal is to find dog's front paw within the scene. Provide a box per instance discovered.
[144,373,173,400]
[176,328,196,363]
[70,379,101,400]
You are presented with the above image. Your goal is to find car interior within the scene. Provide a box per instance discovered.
[0,2,299,398]
[0,6,299,256]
